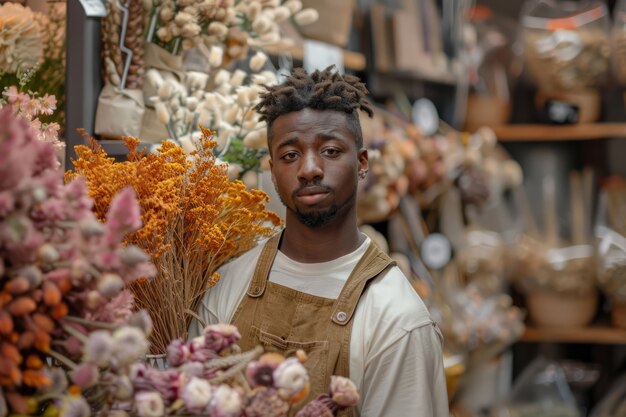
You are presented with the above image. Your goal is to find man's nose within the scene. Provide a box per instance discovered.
[297,152,323,182]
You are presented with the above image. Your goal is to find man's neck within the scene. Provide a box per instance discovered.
[279,213,364,263]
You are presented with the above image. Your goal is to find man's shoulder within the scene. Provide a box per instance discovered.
[360,265,433,330]
[218,238,268,273]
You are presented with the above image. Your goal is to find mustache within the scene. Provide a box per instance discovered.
[292,182,333,198]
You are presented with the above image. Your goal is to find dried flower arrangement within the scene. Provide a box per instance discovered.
[0,105,156,414]
[1,86,63,157]
[146,0,318,56]
[0,1,67,132]
[66,128,282,354]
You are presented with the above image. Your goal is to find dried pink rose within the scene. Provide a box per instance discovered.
[166,339,190,367]
[70,363,99,389]
[202,323,241,352]
[294,397,333,417]
[330,376,359,407]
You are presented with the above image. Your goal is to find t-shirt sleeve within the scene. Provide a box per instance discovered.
[357,322,449,417]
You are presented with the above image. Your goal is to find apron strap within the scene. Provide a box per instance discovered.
[330,242,395,326]
[246,232,282,298]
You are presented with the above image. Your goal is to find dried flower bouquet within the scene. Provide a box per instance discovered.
[67,128,282,353]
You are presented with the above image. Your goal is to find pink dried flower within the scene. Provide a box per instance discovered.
[127,309,153,336]
[0,191,15,217]
[40,94,57,115]
[329,376,359,407]
[104,186,142,246]
[112,326,149,365]
[245,388,289,417]
[87,290,135,324]
[209,384,242,417]
[180,377,213,413]
[294,397,333,417]
[245,359,280,388]
[134,391,165,417]
[70,364,99,389]
[83,330,114,367]
[166,339,190,367]
[4,86,20,103]
[202,323,241,353]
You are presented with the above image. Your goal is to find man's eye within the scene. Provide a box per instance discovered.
[322,148,341,157]
[281,152,298,161]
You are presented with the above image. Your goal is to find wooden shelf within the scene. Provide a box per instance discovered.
[520,325,626,345]
[264,44,366,71]
[491,123,626,141]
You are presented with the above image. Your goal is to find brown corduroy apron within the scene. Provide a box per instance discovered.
[231,233,395,416]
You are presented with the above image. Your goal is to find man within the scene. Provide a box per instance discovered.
[192,67,448,416]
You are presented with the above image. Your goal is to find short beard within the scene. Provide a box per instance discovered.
[293,205,338,228]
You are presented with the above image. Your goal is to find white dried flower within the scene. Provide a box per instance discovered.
[223,106,240,125]
[208,21,228,38]
[215,69,230,86]
[273,358,309,397]
[169,97,181,112]
[246,2,261,20]
[209,45,224,67]
[181,22,201,38]
[0,3,43,73]
[174,11,194,26]
[216,82,232,96]
[230,69,247,87]
[249,51,267,72]
[247,85,262,101]
[235,88,250,107]
[209,385,242,416]
[186,71,209,91]
[258,31,280,45]
[243,130,262,149]
[135,392,164,417]
[273,6,291,22]
[181,377,213,413]
[294,8,318,26]
[159,6,175,22]
[284,0,302,14]
[252,16,271,34]
[158,80,175,100]
[112,326,149,365]
[169,22,181,37]
[260,70,277,85]
[145,69,164,89]
[155,102,170,124]
[97,273,124,298]
[186,97,199,112]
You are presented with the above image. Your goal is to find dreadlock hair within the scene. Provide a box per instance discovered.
[254,66,373,150]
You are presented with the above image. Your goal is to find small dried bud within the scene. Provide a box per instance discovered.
[79,218,105,237]
[208,21,228,38]
[155,102,170,125]
[156,26,173,42]
[230,69,247,88]
[249,51,268,72]
[294,8,318,26]
[120,245,150,265]
[174,11,194,26]
[284,0,302,14]
[98,273,124,298]
[209,46,224,67]
[252,16,271,34]
[38,244,59,264]
[273,6,291,22]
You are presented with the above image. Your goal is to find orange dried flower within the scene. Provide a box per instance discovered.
[68,128,283,353]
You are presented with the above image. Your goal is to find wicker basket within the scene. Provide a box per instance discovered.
[527,290,598,328]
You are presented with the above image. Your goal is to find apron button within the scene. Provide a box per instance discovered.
[336,311,347,322]
[252,286,261,295]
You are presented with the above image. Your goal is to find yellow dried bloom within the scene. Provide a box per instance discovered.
[67,128,282,353]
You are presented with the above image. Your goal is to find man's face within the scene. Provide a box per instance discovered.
[269,108,368,228]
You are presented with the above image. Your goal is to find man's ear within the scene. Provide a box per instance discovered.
[358,148,368,173]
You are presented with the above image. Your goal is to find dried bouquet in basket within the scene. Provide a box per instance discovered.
[66,128,282,354]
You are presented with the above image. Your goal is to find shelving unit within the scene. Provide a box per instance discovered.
[492,123,626,141]
[264,44,366,71]
[521,325,626,345]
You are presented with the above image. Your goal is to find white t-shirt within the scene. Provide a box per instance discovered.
[191,238,449,417]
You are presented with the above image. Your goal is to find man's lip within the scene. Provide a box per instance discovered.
[296,187,330,196]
